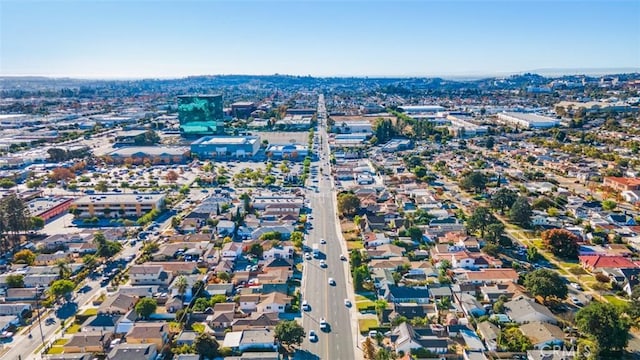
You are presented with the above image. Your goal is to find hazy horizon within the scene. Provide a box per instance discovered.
[1,1,639,79]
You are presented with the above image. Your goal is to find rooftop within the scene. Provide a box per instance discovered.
[192,135,259,145]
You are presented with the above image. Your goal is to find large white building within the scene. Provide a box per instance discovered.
[399,105,446,114]
[73,193,166,218]
[496,112,560,129]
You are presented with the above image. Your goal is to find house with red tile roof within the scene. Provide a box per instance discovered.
[579,255,639,271]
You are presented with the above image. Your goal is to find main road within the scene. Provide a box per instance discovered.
[298,95,360,360]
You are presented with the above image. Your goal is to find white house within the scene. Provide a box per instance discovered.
[262,244,294,260]
[256,292,290,314]
[221,242,243,260]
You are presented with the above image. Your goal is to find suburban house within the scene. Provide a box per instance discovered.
[129,265,172,286]
[579,255,639,272]
[385,285,430,304]
[107,343,157,360]
[519,321,565,349]
[390,322,448,355]
[221,242,243,260]
[504,297,557,324]
[64,332,113,353]
[126,322,169,350]
[256,292,291,314]
[476,321,500,351]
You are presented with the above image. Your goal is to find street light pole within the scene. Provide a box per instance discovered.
[35,286,46,358]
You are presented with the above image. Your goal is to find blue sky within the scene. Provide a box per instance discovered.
[1,0,639,78]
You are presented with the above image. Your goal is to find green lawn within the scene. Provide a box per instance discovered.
[355,295,375,311]
[52,339,68,346]
[358,318,379,333]
[80,308,98,316]
[603,295,629,308]
[66,324,81,334]
[46,347,64,355]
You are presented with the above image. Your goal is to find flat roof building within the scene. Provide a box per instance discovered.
[191,135,261,159]
[73,193,165,219]
[399,105,446,114]
[265,144,308,160]
[496,112,560,129]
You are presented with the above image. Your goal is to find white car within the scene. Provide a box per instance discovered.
[319,260,327,268]
[304,253,312,260]
[328,278,335,286]
[344,299,351,307]
[308,330,317,342]
[320,318,328,330]
[340,254,347,261]
[570,282,583,290]
[320,238,326,244]
[302,300,310,311]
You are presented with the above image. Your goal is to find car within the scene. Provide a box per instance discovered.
[45,318,56,325]
[570,282,583,290]
[304,253,312,260]
[302,300,310,311]
[328,278,335,286]
[319,260,327,268]
[320,238,326,244]
[344,299,351,307]
[308,330,317,342]
[571,297,584,306]
[368,330,378,338]
[340,254,347,261]
[320,318,328,330]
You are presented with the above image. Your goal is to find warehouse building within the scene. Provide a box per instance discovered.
[496,112,560,129]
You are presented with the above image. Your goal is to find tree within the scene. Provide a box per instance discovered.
[82,254,97,269]
[275,320,306,353]
[49,167,75,182]
[485,222,505,243]
[485,136,495,149]
[407,226,423,242]
[0,193,30,254]
[509,196,532,228]
[524,269,568,303]
[29,216,45,229]
[0,179,15,189]
[374,299,388,319]
[174,276,189,300]
[526,246,540,262]
[13,249,36,265]
[482,243,500,257]
[466,207,494,238]
[353,265,370,291]
[499,327,532,352]
[194,332,219,359]
[135,297,158,319]
[602,199,617,211]
[290,231,304,249]
[337,192,360,216]
[576,302,629,354]
[49,279,75,299]
[165,170,179,183]
[350,249,363,268]
[460,171,487,193]
[363,336,376,359]
[217,271,230,282]
[541,229,580,259]
[5,274,24,288]
[249,243,264,258]
[94,180,108,192]
[56,259,71,279]
[490,188,518,214]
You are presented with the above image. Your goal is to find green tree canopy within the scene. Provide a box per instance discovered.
[248,243,264,258]
[135,297,158,319]
[524,269,568,303]
[194,333,220,358]
[49,279,75,298]
[275,320,306,353]
[5,274,24,288]
[460,171,487,194]
[509,196,532,228]
[466,206,494,238]
[337,192,361,217]
[576,302,629,354]
[13,249,36,265]
[490,188,518,213]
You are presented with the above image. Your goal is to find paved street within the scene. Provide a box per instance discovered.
[298,95,359,360]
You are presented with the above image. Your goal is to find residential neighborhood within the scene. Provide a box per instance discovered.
[0,72,639,360]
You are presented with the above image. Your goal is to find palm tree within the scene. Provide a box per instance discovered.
[56,259,71,280]
[174,276,189,301]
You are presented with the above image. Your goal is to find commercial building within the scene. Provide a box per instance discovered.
[265,144,309,160]
[72,193,166,219]
[178,94,224,137]
[447,115,489,138]
[191,136,260,159]
[106,146,189,165]
[399,105,446,114]
[27,197,74,222]
[496,112,560,129]
[231,102,256,119]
